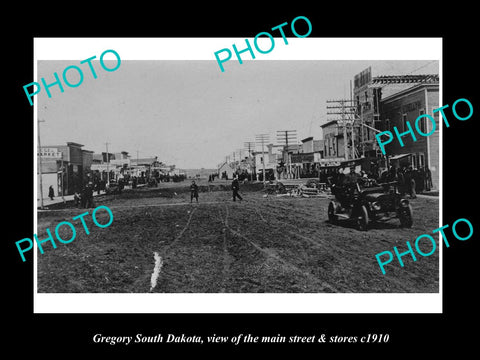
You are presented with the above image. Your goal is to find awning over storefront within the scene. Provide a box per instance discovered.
[318,157,344,167]
[389,153,411,160]
[91,164,122,172]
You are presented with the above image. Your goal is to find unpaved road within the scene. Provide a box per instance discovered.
[37,185,439,293]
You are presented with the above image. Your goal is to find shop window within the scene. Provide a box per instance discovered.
[419,109,426,133]
[402,114,408,132]
[433,107,439,131]
[419,153,425,168]
[411,154,416,169]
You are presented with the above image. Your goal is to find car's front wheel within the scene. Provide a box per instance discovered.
[356,205,369,231]
[399,204,413,228]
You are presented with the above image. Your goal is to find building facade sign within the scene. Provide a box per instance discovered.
[401,100,422,114]
[291,153,315,164]
[38,147,62,158]
[354,67,372,89]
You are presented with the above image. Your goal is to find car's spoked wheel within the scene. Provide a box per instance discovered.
[356,205,369,231]
[399,204,413,228]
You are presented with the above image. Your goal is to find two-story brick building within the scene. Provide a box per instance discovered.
[379,80,439,190]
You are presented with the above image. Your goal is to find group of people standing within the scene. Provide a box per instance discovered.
[207,173,218,182]
[47,183,94,208]
[190,177,243,203]
[73,182,95,208]
[328,162,434,201]
[380,165,433,198]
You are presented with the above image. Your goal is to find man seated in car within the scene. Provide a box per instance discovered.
[334,166,361,205]
[344,166,360,185]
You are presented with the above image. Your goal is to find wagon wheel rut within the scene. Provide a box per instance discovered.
[216,205,233,293]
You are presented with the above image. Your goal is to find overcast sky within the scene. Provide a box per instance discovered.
[37,60,438,169]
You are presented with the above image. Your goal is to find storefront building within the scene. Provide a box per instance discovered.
[37,142,93,199]
[321,120,346,159]
[353,67,382,157]
[217,161,235,180]
[288,137,324,178]
[379,80,439,190]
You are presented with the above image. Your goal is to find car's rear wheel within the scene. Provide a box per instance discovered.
[399,204,413,228]
[356,205,369,231]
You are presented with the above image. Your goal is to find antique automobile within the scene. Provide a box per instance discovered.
[327,170,413,231]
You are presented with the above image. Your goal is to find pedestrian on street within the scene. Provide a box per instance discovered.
[80,186,87,208]
[410,176,417,199]
[232,177,243,202]
[425,166,432,191]
[84,183,94,208]
[48,185,54,200]
[74,192,81,208]
[405,167,416,199]
[95,179,101,195]
[386,166,397,182]
[190,180,199,203]
[418,167,425,193]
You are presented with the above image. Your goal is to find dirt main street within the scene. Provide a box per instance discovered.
[36,183,440,293]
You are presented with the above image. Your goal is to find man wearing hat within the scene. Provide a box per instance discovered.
[231,176,243,202]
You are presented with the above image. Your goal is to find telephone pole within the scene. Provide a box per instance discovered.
[37,119,45,209]
[236,149,244,176]
[244,141,256,180]
[326,99,357,160]
[276,130,297,179]
[223,155,229,183]
[60,151,65,203]
[105,142,110,185]
[244,141,255,157]
[255,134,269,185]
[135,149,139,177]
[236,149,244,161]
